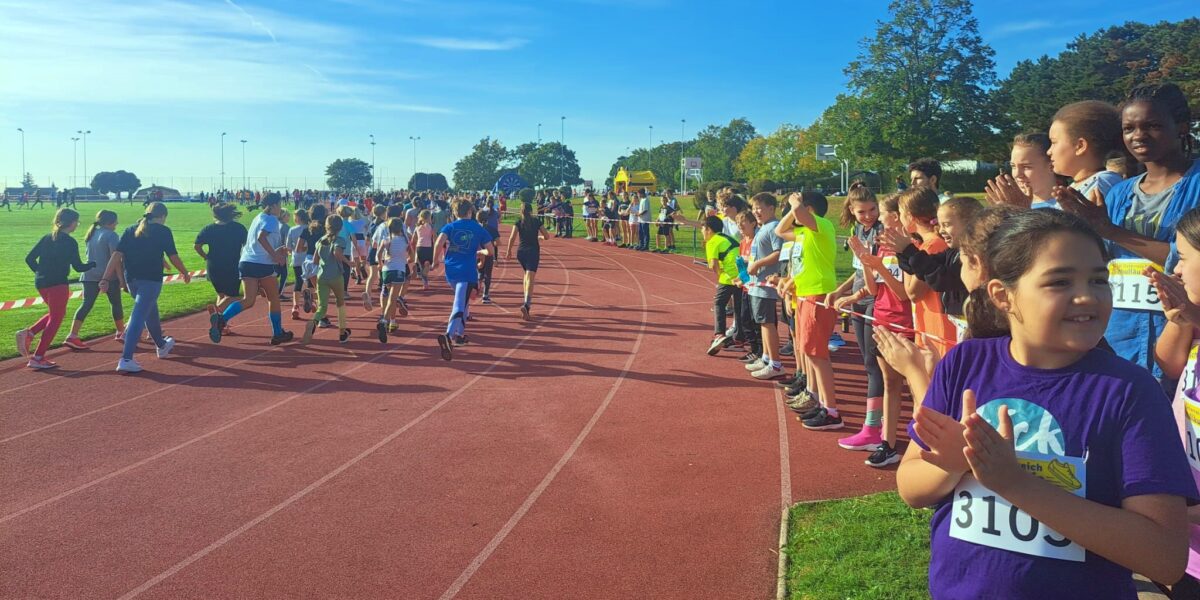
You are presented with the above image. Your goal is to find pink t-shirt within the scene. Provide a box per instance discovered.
[1174,339,1200,578]
[869,246,913,335]
[416,224,434,248]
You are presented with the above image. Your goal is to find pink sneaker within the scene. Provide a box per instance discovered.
[837,425,883,451]
[27,357,58,370]
[64,336,89,350]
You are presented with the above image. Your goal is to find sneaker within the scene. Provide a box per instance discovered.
[798,402,825,421]
[114,330,126,342]
[376,320,388,344]
[437,334,453,361]
[116,357,143,373]
[751,363,786,380]
[838,425,883,451]
[319,318,333,329]
[302,288,314,313]
[454,335,470,346]
[291,310,303,321]
[784,380,809,397]
[866,441,900,468]
[15,329,31,358]
[362,290,373,310]
[27,357,58,370]
[744,357,766,371]
[777,372,807,389]
[707,334,728,356]
[303,319,318,344]
[520,304,531,321]
[388,322,400,333]
[208,313,225,343]
[779,341,794,357]
[802,408,844,431]
[738,352,759,363]
[64,336,89,350]
[481,295,492,305]
[271,331,295,345]
[155,336,176,359]
[828,332,846,353]
[396,297,409,317]
[338,329,351,344]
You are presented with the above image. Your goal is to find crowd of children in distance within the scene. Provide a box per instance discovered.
[14,80,1200,597]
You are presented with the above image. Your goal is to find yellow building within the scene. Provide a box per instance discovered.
[613,167,657,193]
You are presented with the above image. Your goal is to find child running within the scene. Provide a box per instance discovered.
[376,217,413,343]
[16,209,95,369]
[505,201,551,321]
[415,209,434,290]
[897,208,1195,598]
[194,203,247,321]
[209,193,293,346]
[100,202,191,373]
[64,210,124,349]
[303,214,353,344]
[431,200,496,361]
[286,209,309,319]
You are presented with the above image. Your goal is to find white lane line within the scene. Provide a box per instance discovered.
[438,243,648,600]
[774,386,793,600]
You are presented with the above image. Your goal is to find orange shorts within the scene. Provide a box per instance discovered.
[796,295,836,359]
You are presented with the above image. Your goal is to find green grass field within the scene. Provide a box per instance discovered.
[785,492,932,599]
[0,201,259,359]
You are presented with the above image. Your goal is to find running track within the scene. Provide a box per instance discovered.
[0,229,898,599]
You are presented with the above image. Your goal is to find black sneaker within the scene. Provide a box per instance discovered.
[454,335,470,346]
[866,441,900,468]
[302,288,314,313]
[779,341,794,357]
[319,317,333,329]
[338,329,351,344]
[776,372,806,389]
[738,352,759,363]
[437,334,453,361]
[802,408,844,431]
[376,320,388,344]
[270,330,294,345]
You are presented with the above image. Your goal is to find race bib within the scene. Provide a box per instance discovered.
[950,452,1086,562]
[658,209,668,222]
[779,241,794,262]
[873,255,902,282]
[1177,343,1200,473]
[1109,259,1162,312]
[948,316,968,343]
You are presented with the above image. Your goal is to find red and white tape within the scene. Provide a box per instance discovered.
[0,270,206,312]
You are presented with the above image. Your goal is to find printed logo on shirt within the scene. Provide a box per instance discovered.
[951,398,1087,562]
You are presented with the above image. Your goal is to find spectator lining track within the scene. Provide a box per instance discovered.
[0,229,897,599]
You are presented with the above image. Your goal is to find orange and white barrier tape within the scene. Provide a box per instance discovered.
[0,270,207,312]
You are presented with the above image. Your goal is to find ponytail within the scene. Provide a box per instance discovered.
[85,209,117,242]
[51,208,80,241]
[137,202,169,238]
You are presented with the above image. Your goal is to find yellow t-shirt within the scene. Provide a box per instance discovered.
[791,215,838,297]
[706,234,740,285]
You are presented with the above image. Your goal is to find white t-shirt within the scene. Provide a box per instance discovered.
[382,233,409,272]
[240,212,281,265]
[286,225,305,266]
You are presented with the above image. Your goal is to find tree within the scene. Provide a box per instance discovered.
[994,19,1200,138]
[452,137,509,191]
[21,172,34,189]
[90,170,141,199]
[734,125,827,188]
[841,0,999,160]
[692,118,758,182]
[517,142,582,188]
[325,158,373,191]
[409,172,449,191]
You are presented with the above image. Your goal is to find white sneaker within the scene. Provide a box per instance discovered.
[751,363,786,380]
[744,358,766,371]
[116,358,143,373]
[155,336,176,359]
[362,290,373,310]
[15,329,31,358]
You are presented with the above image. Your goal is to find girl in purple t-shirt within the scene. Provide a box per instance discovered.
[1149,207,1200,597]
[898,209,1195,599]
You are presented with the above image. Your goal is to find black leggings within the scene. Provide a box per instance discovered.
[738,290,761,354]
[852,302,884,398]
[479,254,495,297]
[73,280,123,323]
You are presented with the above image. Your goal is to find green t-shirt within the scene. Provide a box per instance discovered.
[791,215,838,297]
[315,236,347,283]
[706,234,740,285]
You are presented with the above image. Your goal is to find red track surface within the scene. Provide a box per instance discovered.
[0,230,897,599]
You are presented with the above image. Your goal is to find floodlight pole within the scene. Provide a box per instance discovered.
[680,119,686,194]
[71,136,80,188]
[220,132,227,193]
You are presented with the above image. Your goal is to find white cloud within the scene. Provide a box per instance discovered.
[403,36,528,51]
[0,0,451,114]
[988,20,1056,38]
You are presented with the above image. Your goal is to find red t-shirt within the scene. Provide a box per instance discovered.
[870,246,913,334]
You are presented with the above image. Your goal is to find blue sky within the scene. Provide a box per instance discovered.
[1,0,1196,192]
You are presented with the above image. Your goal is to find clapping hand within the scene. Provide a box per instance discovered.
[873,327,936,382]
[848,236,885,270]
[963,404,1023,495]
[876,225,914,254]
[911,389,976,474]
[985,174,1031,209]
[1146,266,1200,327]
[1055,185,1111,234]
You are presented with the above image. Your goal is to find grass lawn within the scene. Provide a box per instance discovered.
[0,201,260,359]
[784,492,932,599]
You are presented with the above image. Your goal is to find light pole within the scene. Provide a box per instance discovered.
[680,119,686,194]
[240,139,247,191]
[649,124,654,149]
[537,123,542,145]
[16,128,25,185]
[71,136,80,189]
[559,116,565,187]
[77,130,90,187]
[409,136,420,190]
[369,134,376,190]
[220,132,227,192]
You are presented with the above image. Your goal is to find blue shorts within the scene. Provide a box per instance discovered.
[239,261,277,280]
[382,269,407,285]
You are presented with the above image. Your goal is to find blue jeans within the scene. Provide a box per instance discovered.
[638,223,651,249]
[123,279,165,360]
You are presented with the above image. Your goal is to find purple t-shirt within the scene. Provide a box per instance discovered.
[912,336,1196,599]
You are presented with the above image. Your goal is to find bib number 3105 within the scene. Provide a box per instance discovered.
[950,455,1086,562]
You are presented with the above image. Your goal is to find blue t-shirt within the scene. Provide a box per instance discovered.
[912,336,1196,599]
[239,212,280,265]
[439,219,492,283]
